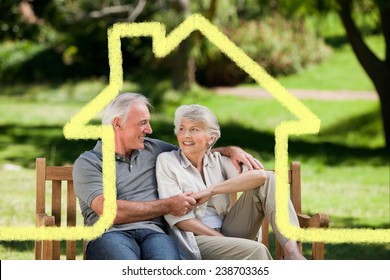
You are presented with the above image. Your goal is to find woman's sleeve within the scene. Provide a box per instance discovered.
[156,153,196,227]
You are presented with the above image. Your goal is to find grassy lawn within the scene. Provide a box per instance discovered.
[0,86,388,259]
[276,35,384,91]
[0,27,388,259]
[242,34,384,91]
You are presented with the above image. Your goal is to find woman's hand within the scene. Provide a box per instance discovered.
[191,189,212,206]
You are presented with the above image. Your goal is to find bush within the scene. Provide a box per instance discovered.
[0,40,47,73]
[196,16,332,86]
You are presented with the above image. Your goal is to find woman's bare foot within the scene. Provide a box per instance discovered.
[283,240,307,260]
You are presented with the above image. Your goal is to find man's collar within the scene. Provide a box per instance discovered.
[93,140,103,154]
[94,140,142,161]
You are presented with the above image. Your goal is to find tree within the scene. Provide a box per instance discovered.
[171,0,192,90]
[247,0,389,150]
[338,0,389,150]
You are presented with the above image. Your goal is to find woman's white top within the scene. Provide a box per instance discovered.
[156,149,242,259]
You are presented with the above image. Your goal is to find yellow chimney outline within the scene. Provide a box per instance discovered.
[0,14,388,244]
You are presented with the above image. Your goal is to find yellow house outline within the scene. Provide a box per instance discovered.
[0,14,388,244]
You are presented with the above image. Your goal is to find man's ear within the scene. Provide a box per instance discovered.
[113,117,122,130]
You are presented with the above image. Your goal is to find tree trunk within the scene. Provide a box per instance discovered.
[172,0,192,90]
[172,0,220,90]
[339,0,390,150]
[377,81,390,150]
[172,38,191,90]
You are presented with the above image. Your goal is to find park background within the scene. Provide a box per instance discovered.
[0,0,389,259]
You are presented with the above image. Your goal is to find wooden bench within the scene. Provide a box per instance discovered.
[35,157,329,260]
[35,158,83,260]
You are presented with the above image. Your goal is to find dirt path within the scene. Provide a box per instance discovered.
[212,86,378,100]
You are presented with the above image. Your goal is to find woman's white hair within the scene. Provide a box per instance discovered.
[102,93,151,125]
[174,104,221,149]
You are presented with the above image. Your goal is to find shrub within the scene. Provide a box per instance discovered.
[0,40,47,73]
[196,15,332,86]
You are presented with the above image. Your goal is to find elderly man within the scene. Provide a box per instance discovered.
[73,93,261,260]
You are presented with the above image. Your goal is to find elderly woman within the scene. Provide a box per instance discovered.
[156,104,305,260]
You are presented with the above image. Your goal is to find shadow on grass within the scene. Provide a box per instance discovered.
[0,241,34,252]
[217,124,387,166]
[0,124,96,167]
[321,243,390,260]
[0,116,388,168]
[328,214,390,229]
[320,110,382,138]
[324,35,350,49]
[151,114,388,166]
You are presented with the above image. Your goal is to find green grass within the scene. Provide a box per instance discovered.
[277,36,384,91]
[0,25,388,259]
[277,47,373,91]
[0,98,83,126]
[301,165,389,227]
[0,168,36,260]
[243,35,384,91]
[0,168,36,227]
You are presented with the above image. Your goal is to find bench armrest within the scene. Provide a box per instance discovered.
[36,213,55,227]
[298,213,329,229]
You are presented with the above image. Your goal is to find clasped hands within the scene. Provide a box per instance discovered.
[169,190,212,217]
[169,148,263,217]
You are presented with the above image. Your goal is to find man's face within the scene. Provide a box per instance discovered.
[116,102,153,153]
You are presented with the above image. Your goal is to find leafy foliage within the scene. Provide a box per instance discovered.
[0,0,334,85]
[195,16,332,86]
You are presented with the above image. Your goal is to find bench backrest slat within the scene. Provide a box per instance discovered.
[35,158,80,260]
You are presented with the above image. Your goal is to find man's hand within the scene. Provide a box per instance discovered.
[167,192,197,216]
[226,146,264,172]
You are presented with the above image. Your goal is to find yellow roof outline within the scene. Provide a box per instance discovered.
[0,14,388,244]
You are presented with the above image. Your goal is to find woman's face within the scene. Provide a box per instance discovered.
[177,118,214,158]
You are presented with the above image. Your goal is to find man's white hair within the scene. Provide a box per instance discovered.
[102,93,151,125]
